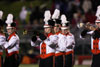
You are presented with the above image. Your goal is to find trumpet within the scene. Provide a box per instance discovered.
[77,22,98,31]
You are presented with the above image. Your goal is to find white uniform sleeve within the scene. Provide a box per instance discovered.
[4,36,17,49]
[44,35,58,48]
[31,41,36,46]
[31,36,42,47]
[66,35,75,48]
[80,31,94,39]
[87,31,94,35]
[0,37,6,46]
[56,35,66,52]
[49,35,58,44]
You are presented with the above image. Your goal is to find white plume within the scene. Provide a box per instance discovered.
[44,10,51,24]
[52,9,60,20]
[6,14,13,26]
[61,14,68,26]
[96,5,100,19]
[0,11,3,19]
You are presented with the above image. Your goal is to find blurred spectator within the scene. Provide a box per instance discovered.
[19,6,27,25]
[71,9,82,27]
[82,0,92,13]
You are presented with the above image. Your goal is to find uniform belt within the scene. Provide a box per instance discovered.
[40,53,55,59]
[64,51,74,55]
[55,52,64,56]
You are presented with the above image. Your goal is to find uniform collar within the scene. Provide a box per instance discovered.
[56,31,61,35]
[47,33,53,37]
[8,32,16,40]
[61,32,69,36]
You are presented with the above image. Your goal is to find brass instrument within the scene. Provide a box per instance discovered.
[22,29,33,35]
[78,22,98,31]
[23,29,27,35]
[22,29,41,35]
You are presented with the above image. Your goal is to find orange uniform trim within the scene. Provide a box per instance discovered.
[40,41,55,59]
[55,52,64,56]
[56,31,61,35]
[47,33,53,37]
[64,51,74,55]
[7,51,19,57]
[92,39,100,54]
[40,33,55,59]
[40,53,55,59]
[91,50,100,54]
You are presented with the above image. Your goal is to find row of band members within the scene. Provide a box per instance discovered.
[31,9,75,67]
[0,5,100,67]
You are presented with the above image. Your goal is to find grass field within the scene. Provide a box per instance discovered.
[19,64,90,67]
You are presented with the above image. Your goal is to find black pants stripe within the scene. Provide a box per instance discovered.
[4,54,20,67]
[91,54,100,67]
[65,54,72,67]
[55,55,64,67]
[39,56,54,67]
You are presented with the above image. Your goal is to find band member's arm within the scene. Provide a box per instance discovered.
[81,28,94,38]
[31,41,35,46]
[67,35,75,49]
[0,36,6,49]
[81,29,89,38]
[39,33,47,41]
[4,36,18,49]
[31,33,46,46]
[49,35,58,44]
[47,35,58,48]
[31,35,37,42]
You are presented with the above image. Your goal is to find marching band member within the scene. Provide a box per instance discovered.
[4,14,20,67]
[81,5,100,67]
[31,10,57,67]
[60,15,75,67]
[52,9,61,34]
[0,10,5,67]
[52,9,64,67]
